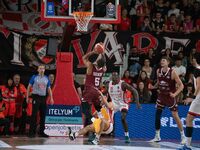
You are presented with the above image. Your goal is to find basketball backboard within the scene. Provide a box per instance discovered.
[41,0,121,24]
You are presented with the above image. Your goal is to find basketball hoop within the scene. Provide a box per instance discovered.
[72,12,93,32]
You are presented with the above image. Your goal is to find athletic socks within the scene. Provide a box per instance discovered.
[124,132,129,137]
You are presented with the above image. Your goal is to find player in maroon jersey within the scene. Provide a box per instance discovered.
[81,42,107,131]
[150,56,186,144]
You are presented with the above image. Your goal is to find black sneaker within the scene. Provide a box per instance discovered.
[68,127,76,140]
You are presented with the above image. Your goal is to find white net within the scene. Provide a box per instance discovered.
[72,12,93,32]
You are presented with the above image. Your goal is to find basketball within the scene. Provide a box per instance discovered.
[94,43,105,54]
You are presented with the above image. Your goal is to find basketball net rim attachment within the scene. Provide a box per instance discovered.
[72,12,93,32]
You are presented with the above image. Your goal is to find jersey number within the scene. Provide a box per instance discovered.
[95,77,100,87]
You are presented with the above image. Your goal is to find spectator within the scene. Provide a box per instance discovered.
[1,78,17,135]
[177,51,188,68]
[177,10,185,24]
[140,16,153,32]
[136,0,151,29]
[121,70,133,85]
[180,0,194,16]
[137,81,151,103]
[164,14,180,32]
[172,58,186,82]
[168,2,180,17]
[48,74,55,88]
[26,65,54,138]
[128,46,140,66]
[117,8,131,31]
[186,72,194,85]
[0,91,9,137]
[137,71,152,91]
[162,48,174,65]
[183,83,194,103]
[151,11,165,34]
[146,48,157,67]
[195,15,200,32]
[192,1,200,22]
[129,62,141,83]
[13,74,27,135]
[129,0,137,31]
[189,48,197,65]
[180,14,196,34]
[142,59,153,79]
[152,0,168,21]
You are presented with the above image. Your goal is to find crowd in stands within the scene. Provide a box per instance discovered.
[100,0,200,33]
[122,45,197,105]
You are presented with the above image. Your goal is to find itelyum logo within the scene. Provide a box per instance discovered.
[73,106,80,113]
[161,117,200,128]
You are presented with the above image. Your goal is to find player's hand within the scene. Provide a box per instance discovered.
[183,98,193,105]
[169,92,176,98]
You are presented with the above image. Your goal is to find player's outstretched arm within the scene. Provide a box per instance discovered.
[121,82,141,109]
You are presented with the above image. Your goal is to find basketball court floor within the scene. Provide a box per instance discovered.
[1,136,200,150]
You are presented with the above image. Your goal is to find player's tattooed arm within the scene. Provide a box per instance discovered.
[121,82,141,109]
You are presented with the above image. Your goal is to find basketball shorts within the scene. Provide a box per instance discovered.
[112,101,129,113]
[188,94,200,116]
[82,86,101,105]
[156,94,178,111]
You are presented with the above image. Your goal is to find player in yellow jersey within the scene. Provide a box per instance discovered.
[68,91,113,145]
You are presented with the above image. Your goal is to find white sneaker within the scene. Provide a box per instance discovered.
[91,137,99,145]
[149,136,161,142]
[180,136,186,145]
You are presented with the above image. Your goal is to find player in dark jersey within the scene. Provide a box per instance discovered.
[178,53,200,150]
[81,42,106,134]
[150,56,186,144]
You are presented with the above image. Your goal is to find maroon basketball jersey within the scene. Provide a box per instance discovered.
[157,68,176,94]
[85,65,105,88]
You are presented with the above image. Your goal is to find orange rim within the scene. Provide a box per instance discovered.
[73,12,93,17]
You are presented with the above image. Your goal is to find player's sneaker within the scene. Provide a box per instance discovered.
[180,136,186,145]
[149,135,161,142]
[68,127,76,141]
[91,136,99,145]
[125,136,130,143]
[176,145,192,150]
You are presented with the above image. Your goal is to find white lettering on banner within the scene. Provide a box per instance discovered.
[103,32,124,65]
[11,32,24,66]
[45,124,83,136]
[49,109,73,116]
[163,37,190,55]
[161,117,200,128]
